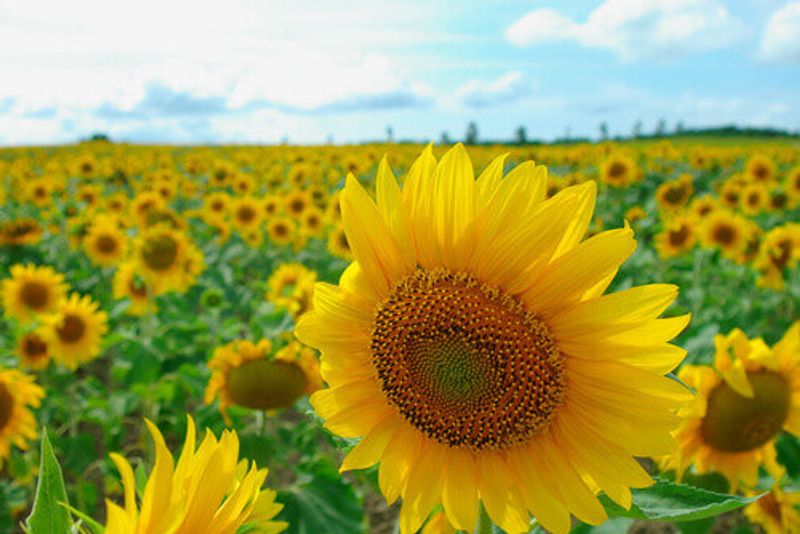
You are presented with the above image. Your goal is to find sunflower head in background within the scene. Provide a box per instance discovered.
[1,264,68,324]
[0,368,45,466]
[296,145,691,534]
[40,293,108,369]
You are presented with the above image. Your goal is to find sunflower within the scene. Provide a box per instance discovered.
[1,264,68,324]
[745,154,776,184]
[744,486,800,534]
[327,224,353,261]
[266,263,316,319]
[719,180,742,209]
[786,165,800,205]
[230,196,263,233]
[655,214,696,259]
[205,339,318,420]
[0,218,43,246]
[0,369,45,466]
[112,262,159,315]
[666,324,800,491]
[600,153,638,187]
[755,224,800,290]
[203,192,230,221]
[25,178,52,208]
[283,189,311,219]
[133,225,202,292]
[701,210,748,260]
[262,195,281,218]
[656,174,693,211]
[740,183,768,216]
[104,192,129,215]
[40,293,108,369]
[104,416,287,534]
[624,206,647,225]
[689,196,719,220]
[767,190,790,212]
[16,332,51,370]
[299,206,325,238]
[296,146,690,534]
[83,217,128,267]
[129,191,165,227]
[267,217,295,246]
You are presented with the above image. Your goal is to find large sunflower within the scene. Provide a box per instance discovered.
[296,145,690,534]
[83,217,129,267]
[666,324,800,491]
[0,368,46,465]
[1,264,68,324]
[104,416,287,534]
[40,293,108,369]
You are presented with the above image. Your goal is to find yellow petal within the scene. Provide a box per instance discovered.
[433,144,476,271]
[340,414,399,472]
[376,156,415,270]
[441,447,478,532]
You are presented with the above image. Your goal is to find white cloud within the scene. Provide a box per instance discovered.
[455,71,534,108]
[759,2,800,62]
[506,0,745,61]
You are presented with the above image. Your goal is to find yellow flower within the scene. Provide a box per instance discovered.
[786,165,800,205]
[205,339,320,420]
[744,486,800,534]
[600,152,638,187]
[656,174,693,211]
[104,416,287,534]
[83,217,129,267]
[283,189,311,219]
[740,183,768,216]
[40,293,108,369]
[745,153,776,184]
[755,223,800,290]
[689,196,719,220]
[296,145,690,534]
[16,331,51,370]
[666,324,800,491]
[0,218,43,246]
[25,178,53,208]
[655,214,696,259]
[624,206,647,225]
[1,264,68,324]
[700,209,749,260]
[112,262,159,315]
[266,263,316,319]
[266,217,295,247]
[230,196,263,232]
[0,368,45,466]
[203,192,231,221]
[133,225,203,293]
[326,224,352,261]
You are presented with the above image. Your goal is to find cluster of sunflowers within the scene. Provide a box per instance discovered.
[0,138,798,534]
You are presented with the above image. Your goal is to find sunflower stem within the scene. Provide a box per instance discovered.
[475,503,494,534]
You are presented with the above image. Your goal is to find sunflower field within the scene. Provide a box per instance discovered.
[0,139,799,534]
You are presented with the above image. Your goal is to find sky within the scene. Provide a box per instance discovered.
[0,0,799,145]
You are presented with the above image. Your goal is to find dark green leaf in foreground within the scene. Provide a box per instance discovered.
[24,429,71,534]
[277,460,365,534]
[599,478,762,523]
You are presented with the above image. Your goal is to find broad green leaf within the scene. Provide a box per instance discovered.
[24,429,72,534]
[599,478,762,522]
[277,460,365,534]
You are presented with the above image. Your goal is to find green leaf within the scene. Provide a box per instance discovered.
[599,478,762,523]
[59,503,104,534]
[277,460,365,534]
[24,429,72,534]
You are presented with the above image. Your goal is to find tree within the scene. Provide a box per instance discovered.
[386,126,394,143]
[655,119,667,137]
[632,120,643,139]
[599,122,609,141]
[440,131,452,145]
[676,121,686,135]
[515,125,528,145]
[465,121,478,145]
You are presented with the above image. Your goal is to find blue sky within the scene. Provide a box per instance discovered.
[0,0,798,145]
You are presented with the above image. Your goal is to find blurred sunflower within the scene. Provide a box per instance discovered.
[745,154,776,184]
[1,264,68,324]
[284,189,311,219]
[786,165,800,205]
[112,262,159,315]
[25,178,52,208]
[755,224,800,290]
[133,225,202,292]
[624,206,647,225]
[104,416,287,534]
[261,194,280,218]
[666,324,800,490]
[740,183,768,216]
[230,196,262,233]
[16,332,50,370]
[0,218,43,246]
[130,191,165,227]
[266,263,316,319]
[0,369,45,466]
[326,224,352,261]
[600,153,638,187]
[205,339,319,420]
[655,214,696,259]
[701,210,748,260]
[689,196,719,220]
[656,174,693,211]
[83,217,128,267]
[203,192,230,221]
[40,293,108,369]
[267,217,295,246]
[719,180,742,209]
[297,145,690,534]
[744,486,800,534]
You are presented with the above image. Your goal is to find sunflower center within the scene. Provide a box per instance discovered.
[668,225,690,247]
[371,269,565,451]
[757,492,783,523]
[236,206,256,224]
[22,334,48,359]
[20,281,49,310]
[127,278,148,298]
[0,383,13,431]
[701,370,790,452]
[227,359,308,411]
[712,224,736,246]
[664,186,685,204]
[57,313,87,344]
[608,162,626,178]
[96,234,118,254]
[769,240,793,271]
[141,234,178,270]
